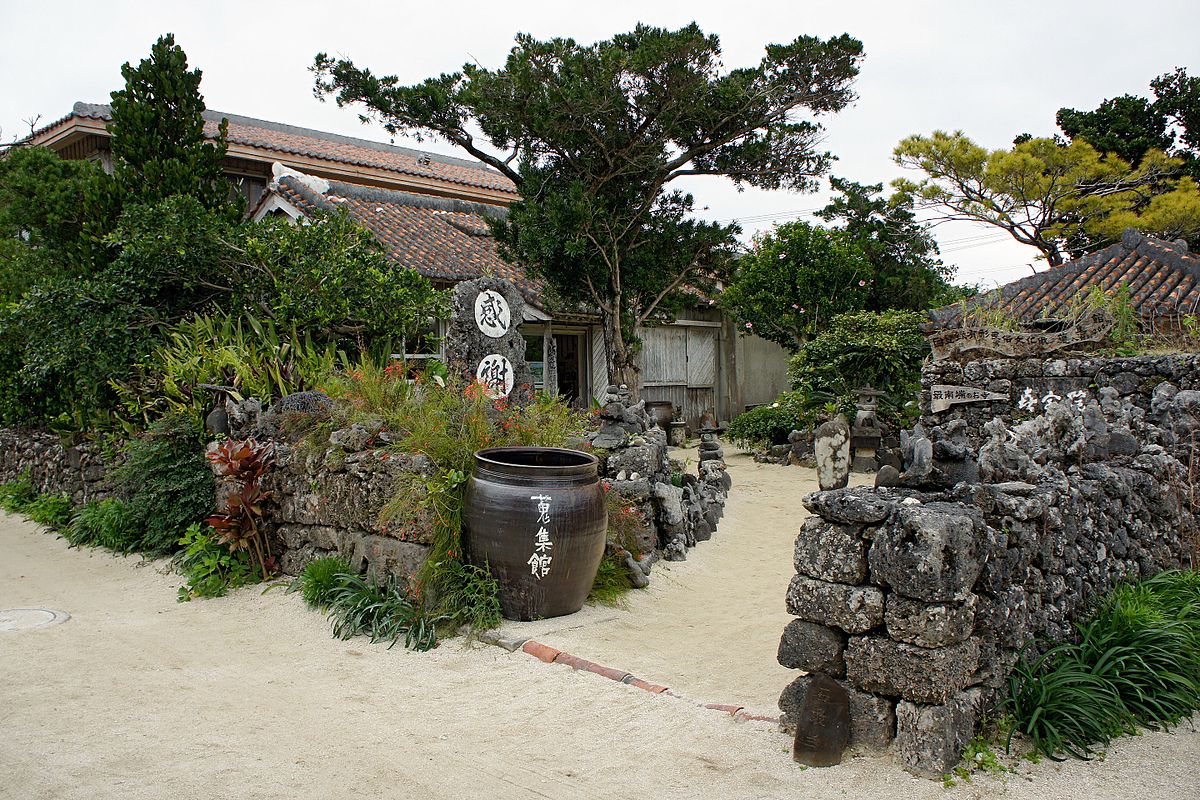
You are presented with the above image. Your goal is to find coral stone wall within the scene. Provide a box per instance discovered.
[0,429,117,504]
[780,357,1198,779]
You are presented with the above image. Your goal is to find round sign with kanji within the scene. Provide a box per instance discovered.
[474,289,511,339]
[476,354,515,399]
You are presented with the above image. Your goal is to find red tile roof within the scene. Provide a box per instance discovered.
[271,172,543,305]
[38,102,519,197]
[929,230,1200,328]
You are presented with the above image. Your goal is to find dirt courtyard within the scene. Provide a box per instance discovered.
[2,450,1198,799]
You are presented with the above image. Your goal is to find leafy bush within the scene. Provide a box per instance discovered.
[1005,570,1200,761]
[788,309,928,398]
[66,499,144,551]
[117,413,215,555]
[175,522,258,601]
[727,390,816,448]
[114,311,342,430]
[588,552,634,606]
[0,473,37,512]
[292,556,352,610]
[205,439,276,579]
[25,493,73,531]
[426,560,503,631]
[326,572,444,651]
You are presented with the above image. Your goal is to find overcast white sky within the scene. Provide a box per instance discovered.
[3,0,1198,288]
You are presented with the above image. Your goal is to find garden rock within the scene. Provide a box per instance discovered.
[813,418,851,490]
[802,487,892,524]
[786,575,884,634]
[793,517,868,584]
[844,636,980,705]
[777,618,846,675]
[894,689,982,778]
[884,595,976,648]
[868,503,990,602]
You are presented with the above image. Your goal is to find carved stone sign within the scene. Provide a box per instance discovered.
[930,384,1008,413]
[928,306,1114,362]
[792,673,850,767]
[445,278,533,405]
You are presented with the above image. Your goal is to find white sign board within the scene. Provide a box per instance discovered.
[474,289,511,339]
[930,384,1008,413]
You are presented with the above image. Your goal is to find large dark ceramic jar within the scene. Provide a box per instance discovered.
[645,400,674,430]
[462,447,607,621]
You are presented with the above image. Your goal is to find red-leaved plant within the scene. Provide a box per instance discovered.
[205,439,276,580]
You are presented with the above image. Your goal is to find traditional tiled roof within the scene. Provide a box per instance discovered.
[929,229,1200,328]
[269,169,543,305]
[33,102,518,197]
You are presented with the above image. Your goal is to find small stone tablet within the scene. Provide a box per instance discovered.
[792,673,850,767]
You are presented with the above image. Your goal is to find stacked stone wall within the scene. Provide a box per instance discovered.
[587,384,731,583]
[0,429,117,504]
[780,356,1199,778]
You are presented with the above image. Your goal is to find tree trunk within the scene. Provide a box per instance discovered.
[601,311,641,401]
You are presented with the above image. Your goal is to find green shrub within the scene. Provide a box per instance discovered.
[429,560,502,631]
[727,390,815,448]
[66,498,143,551]
[175,523,258,601]
[113,310,341,430]
[326,572,444,651]
[0,473,37,512]
[118,413,215,555]
[292,556,352,610]
[25,493,73,531]
[787,309,928,418]
[1006,570,1200,761]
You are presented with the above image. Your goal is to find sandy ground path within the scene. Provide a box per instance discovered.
[2,467,1198,799]
[499,446,874,712]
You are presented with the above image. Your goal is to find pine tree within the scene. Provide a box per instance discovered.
[108,33,239,215]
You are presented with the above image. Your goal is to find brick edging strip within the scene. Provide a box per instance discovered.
[516,638,781,724]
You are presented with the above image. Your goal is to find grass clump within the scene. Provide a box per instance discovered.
[174,523,257,601]
[0,473,38,512]
[588,552,634,607]
[292,556,352,610]
[66,498,143,551]
[1005,570,1200,761]
[24,493,73,531]
[325,572,445,651]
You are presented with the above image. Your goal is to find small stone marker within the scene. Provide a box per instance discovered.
[813,418,850,490]
[792,673,850,767]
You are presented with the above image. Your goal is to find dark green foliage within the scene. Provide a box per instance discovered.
[238,211,447,347]
[0,147,109,285]
[325,572,444,651]
[588,551,634,607]
[787,310,929,411]
[24,493,73,531]
[174,522,257,601]
[0,277,158,428]
[1057,95,1173,167]
[817,177,958,311]
[108,33,240,217]
[1006,571,1200,761]
[0,473,37,512]
[721,221,873,351]
[118,413,215,555]
[66,499,143,552]
[727,391,816,448]
[292,556,353,610]
[314,24,863,387]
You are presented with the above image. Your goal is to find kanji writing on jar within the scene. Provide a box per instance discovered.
[528,493,553,579]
